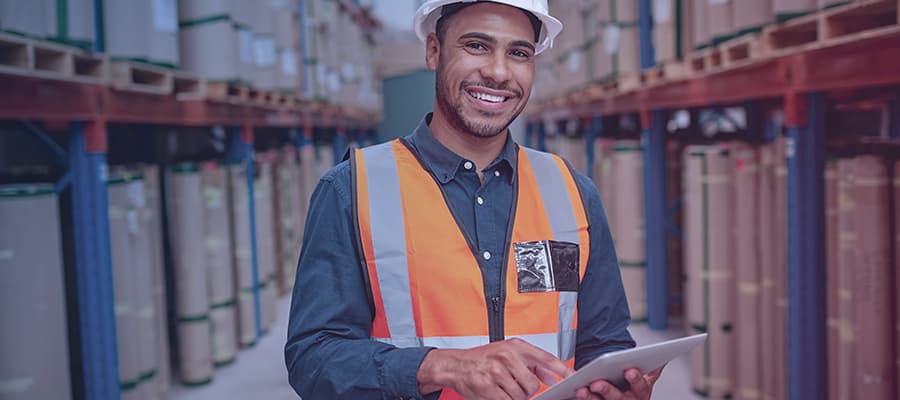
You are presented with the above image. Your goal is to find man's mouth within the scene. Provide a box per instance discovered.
[467,90,508,104]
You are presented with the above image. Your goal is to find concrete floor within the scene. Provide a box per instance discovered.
[171,298,702,400]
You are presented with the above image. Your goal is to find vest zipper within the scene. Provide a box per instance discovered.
[490,296,502,342]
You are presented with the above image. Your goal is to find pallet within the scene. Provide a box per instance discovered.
[173,71,207,101]
[763,0,900,55]
[0,32,108,84]
[206,81,249,103]
[641,60,690,86]
[687,47,724,75]
[110,61,173,95]
[718,33,769,68]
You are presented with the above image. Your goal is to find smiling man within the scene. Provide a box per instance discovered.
[285,1,661,399]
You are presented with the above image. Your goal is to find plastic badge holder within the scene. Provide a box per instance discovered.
[534,333,709,400]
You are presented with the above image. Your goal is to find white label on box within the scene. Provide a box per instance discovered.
[341,63,356,82]
[567,50,581,73]
[239,30,254,63]
[152,0,178,33]
[255,36,276,67]
[282,50,297,75]
[654,0,673,23]
[127,182,146,208]
[328,71,341,92]
[708,0,728,5]
[317,64,327,86]
[605,25,620,55]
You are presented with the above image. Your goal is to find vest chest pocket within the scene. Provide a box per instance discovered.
[513,240,580,293]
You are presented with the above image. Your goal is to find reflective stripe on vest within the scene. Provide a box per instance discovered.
[354,140,590,363]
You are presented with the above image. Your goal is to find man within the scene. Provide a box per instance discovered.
[285,1,663,399]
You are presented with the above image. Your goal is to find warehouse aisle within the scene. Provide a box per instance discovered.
[170,297,699,400]
[170,296,298,400]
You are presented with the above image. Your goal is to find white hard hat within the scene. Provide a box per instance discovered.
[413,0,563,55]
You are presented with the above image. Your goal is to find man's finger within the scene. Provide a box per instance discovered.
[576,387,602,400]
[533,365,563,387]
[624,368,651,399]
[589,380,625,400]
[647,365,666,384]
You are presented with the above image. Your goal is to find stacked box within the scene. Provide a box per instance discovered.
[773,0,817,21]
[105,0,180,67]
[178,0,241,82]
[732,0,773,35]
[0,0,94,48]
[273,0,300,92]
[707,0,734,44]
[653,0,695,63]
[252,2,277,90]
[691,0,710,49]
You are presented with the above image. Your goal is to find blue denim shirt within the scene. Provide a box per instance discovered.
[285,114,635,399]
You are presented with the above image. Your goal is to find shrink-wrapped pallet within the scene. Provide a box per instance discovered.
[653,0,695,63]
[0,0,95,48]
[105,0,180,67]
[178,0,240,82]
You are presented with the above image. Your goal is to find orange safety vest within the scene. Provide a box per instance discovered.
[352,139,590,399]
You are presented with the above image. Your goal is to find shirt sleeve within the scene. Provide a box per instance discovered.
[572,171,637,370]
[284,162,438,400]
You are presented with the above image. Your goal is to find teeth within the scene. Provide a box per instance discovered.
[470,91,506,103]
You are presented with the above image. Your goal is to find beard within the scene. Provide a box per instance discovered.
[435,61,524,139]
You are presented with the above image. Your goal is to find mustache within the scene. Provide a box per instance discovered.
[461,80,521,97]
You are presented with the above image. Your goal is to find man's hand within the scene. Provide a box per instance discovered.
[417,338,575,400]
[574,365,665,400]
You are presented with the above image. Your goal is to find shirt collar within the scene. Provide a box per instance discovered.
[406,113,517,184]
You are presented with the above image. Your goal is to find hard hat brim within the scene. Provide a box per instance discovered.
[413,0,563,55]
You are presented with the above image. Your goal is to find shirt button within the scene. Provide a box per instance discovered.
[483,251,491,260]
[494,170,501,177]
[464,161,473,170]
[477,196,484,205]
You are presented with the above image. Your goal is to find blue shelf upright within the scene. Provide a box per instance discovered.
[642,110,669,330]
[786,93,827,400]
[68,120,121,400]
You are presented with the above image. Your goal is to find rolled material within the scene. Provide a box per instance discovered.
[835,157,857,399]
[683,145,736,398]
[773,139,789,400]
[732,143,761,400]
[276,147,302,294]
[825,159,839,400]
[167,164,213,385]
[894,160,900,390]
[895,160,900,395]
[683,147,707,395]
[108,178,142,398]
[202,163,238,366]
[756,143,779,400]
[140,165,171,397]
[126,177,160,399]
[227,163,256,347]
[0,184,72,400]
[178,17,239,81]
[850,156,894,400]
[255,158,278,331]
[611,141,646,322]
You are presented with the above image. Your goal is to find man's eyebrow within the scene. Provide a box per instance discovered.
[459,32,497,44]
[458,32,536,53]
[510,40,535,53]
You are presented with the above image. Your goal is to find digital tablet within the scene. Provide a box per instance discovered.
[534,333,708,400]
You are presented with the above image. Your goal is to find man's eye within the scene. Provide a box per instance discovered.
[511,50,530,58]
[466,42,487,51]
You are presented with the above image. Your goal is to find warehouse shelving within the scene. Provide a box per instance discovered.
[0,7,378,400]
[527,1,900,398]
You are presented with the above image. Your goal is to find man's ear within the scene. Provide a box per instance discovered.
[425,33,439,72]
